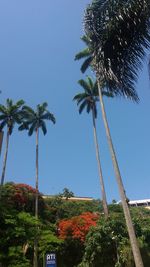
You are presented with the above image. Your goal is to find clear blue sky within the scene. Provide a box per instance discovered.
[0,0,149,203]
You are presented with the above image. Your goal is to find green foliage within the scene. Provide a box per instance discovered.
[82,218,123,267]
[81,209,150,267]
[38,228,63,267]
[1,182,150,267]
[0,99,25,134]
[7,246,31,267]
[84,0,150,100]
[45,195,103,222]
[19,102,56,135]
[61,187,74,200]
[60,238,84,267]
[0,183,46,217]
[0,207,36,267]
[73,76,113,119]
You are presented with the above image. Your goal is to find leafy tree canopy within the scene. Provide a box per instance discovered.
[83,0,150,100]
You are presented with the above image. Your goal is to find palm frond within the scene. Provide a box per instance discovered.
[93,82,99,96]
[0,114,7,121]
[16,99,25,107]
[73,93,87,105]
[41,112,56,124]
[0,105,7,114]
[75,48,91,61]
[0,99,25,133]
[40,120,47,135]
[73,93,85,101]
[22,106,35,117]
[6,99,13,108]
[28,122,37,136]
[20,103,55,136]
[18,122,29,131]
[87,76,94,89]
[86,102,92,114]
[81,35,91,46]
[74,76,99,116]
[80,56,93,73]
[102,91,114,98]
[78,79,91,94]
[13,113,23,124]
[79,100,88,114]
[84,0,150,101]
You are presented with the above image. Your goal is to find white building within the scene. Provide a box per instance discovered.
[128,199,150,208]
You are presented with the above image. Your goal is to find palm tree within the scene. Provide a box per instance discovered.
[0,131,4,155]
[75,1,150,266]
[0,99,24,186]
[75,35,94,73]
[84,0,150,98]
[76,1,150,267]
[74,76,113,218]
[19,102,56,267]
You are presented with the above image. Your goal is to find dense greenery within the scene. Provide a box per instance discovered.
[75,1,150,266]
[0,1,150,267]
[0,182,150,267]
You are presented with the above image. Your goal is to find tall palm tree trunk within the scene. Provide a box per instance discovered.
[35,127,39,220]
[33,128,39,267]
[0,131,4,156]
[97,79,144,267]
[92,109,108,218]
[1,127,9,186]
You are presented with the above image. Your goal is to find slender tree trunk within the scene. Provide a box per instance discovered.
[1,128,9,186]
[97,79,144,267]
[33,128,39,267]
[0,131,4,156]
[92,109,108,218]
[35,128,39,220]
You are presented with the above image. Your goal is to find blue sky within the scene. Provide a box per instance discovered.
[0,0,149,203]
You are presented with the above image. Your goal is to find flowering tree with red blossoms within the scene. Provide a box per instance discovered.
[0,182,45,217]
[58,212,99,242]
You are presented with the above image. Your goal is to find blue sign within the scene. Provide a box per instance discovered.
[45,252,57,267]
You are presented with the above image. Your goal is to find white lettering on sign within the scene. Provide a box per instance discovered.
[47,254,56,261]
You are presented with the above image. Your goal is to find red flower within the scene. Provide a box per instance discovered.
[58,212,99,242]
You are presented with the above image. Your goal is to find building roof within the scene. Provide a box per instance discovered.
[43,195,93,201]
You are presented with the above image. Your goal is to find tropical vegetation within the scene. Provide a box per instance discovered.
[0,0,150,266]
[18,103,56,267]
[73,76,113,218]
[0,99,24,185]
[75,1,150,266]
[1,182,150,267]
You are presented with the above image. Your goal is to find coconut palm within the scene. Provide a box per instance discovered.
[0,99,24,186]
[76,1,150,266]
[19,102,56,267]
[74,76,113,218]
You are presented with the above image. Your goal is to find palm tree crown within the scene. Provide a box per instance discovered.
[74,76,112,218]
[73,76,112,117]
[18,102,55,267]
[0,99,24,186]
[83,0,150,100]
[75,35,94,74]
[0,99,25,134]
[19,102,56,134]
